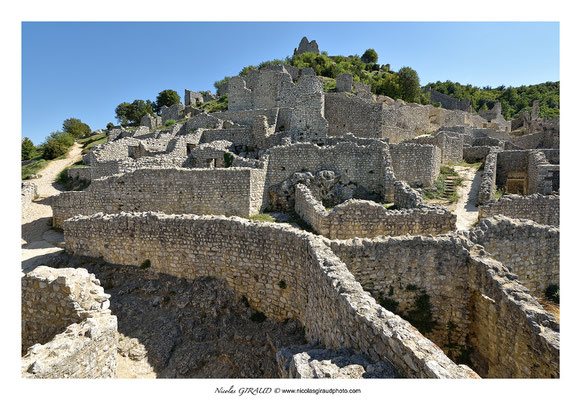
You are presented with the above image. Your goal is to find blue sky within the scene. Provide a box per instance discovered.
[22,22,559,145]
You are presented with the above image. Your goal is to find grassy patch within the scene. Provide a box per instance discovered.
[82,134,107,154]
[22,159,48,180]
[493,187,505,199]
[453,161,483,169]
[322,77,336,92]
[249,214,275,223]
[55,164,90,191]
[78,132,106,145]
[382,203,397,210]
[164,119,176,127]
[422,165,463,203]
[198,95,229,113]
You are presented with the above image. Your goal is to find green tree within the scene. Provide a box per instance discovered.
[398,66,421,102]
[21,137,37,161]
[115,102,132,125]
[106,122,115,130]
[62,118,91,138]
[361,49,378,64]
[154,90,180,114]
[42,132,74,160]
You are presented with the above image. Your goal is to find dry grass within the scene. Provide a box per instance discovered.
[538,299,560,323]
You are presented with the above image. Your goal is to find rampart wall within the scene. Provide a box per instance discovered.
[62,212,477,379]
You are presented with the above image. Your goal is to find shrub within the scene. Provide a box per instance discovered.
[361,49,378,64]
[164,119,176,127]
[106,122,115,130]
[154,89,180,114]
[42,131,73,160]
[62,118,91,138]
[545,284,559,304]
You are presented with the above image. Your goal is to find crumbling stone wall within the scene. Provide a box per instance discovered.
[425,88,472,112]
[467,216,559,298]
[394,181,425,209]
[295,184,455,239]
[265,141,395,201]
[21,266,117,378]
[405,131,463,164]
[294,37,319,55]
[389,143,441,187]
[477,149,499,205]
[478,194,559,226]
[329,235,559,378]
[527,151,559,195]
[21,182,37,210]
[63,212,476,378]
[52,167,267,227]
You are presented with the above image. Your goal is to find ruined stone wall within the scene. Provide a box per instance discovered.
[329,235,559,378]
[389,143,441,187]
[200,127,253,147]
[265,141,394,201]
[405,132,463,164]
[295,184,455,239]
[63,212,476,378]
[384,103,432,135]
[463,146,491,163]
[510,131,545,149]
[52,167,267,227]
[21,182,37,210]
[477,149,499,205]
[527,151,559,195]
[426,89,472,112]
[21,266,116,378]
[478,194,559,226]
[496,150,528,189]
[324,93,385,139]
[213,108,280,128]
[394,181,425,209]
[467,216,559,298]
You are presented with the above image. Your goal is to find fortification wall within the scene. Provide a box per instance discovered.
[52,167,266,228]
[295,184,455,239]
[265,141,394,201]
[467,216,559,297]
[389,143,441,187]
[21,266,116,378]
[63,212,476,379]
[328,235,559,378]
[478,194,559,226]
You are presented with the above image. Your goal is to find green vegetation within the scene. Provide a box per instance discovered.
[164,119,176,127]
[42,131,74,160]
[426,80,559,120]
[106,122,115,130]
[139,259,151,269]
[22,159,48,180]
[378,294,399,313]
[453,161,483,169]
[545,284,559,304]
[55,163,90,191]
[361,49,378,64]
[81,133,107,154]
[423,165,463,203]
[154,89,181,114]
[62,118,91,138]
[223,152,234,168]
[115,99,155,126]
[493,187,505,199]
[197,95,228,113]
[249,214,275,223]
[78,132,106,145]
[322,77,336,92]
[21,137,38,161]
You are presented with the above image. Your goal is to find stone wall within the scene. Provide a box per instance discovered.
[389,143,441,187]
[394,181,425,209]
[21,266,117,378]
[21,182,37,210]
[265,141,395,202]
[328,235,559,378]
[467,216,559,298]
[405,131,463,164]
[52,167,267,227]
[478,194,559,226]
[477,149,499,205]
[425,89,472,112]
[527,151,559,195]
[295,184,455,239]
[463,146,491,163]
[63,212,476,378]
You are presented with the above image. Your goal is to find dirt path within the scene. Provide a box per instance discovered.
[21,143,83,272]
[451,166,481,231]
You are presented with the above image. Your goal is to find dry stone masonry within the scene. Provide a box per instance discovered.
[26,36,560,379]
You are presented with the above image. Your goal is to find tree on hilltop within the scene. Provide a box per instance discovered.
[62,118,91,138]
[154,90,180,114]
[115,99,155,126]
[361,49,378,64]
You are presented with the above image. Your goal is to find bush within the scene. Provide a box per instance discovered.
[164,119,176,127]
[42,132,74,159]
[106,122,115,130]
[22,159,48,180]
[115,99,155,126]
[545,284,559,304]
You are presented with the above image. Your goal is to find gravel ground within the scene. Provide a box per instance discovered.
[21,143,83,272]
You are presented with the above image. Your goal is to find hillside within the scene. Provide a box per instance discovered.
[424,80,559,120]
